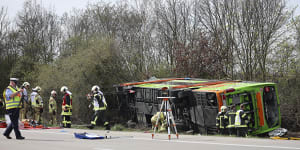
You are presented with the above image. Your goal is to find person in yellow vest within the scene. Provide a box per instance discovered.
[60,86,72,128]
[87,85,110,131]
[235,104,249,137]
[48,90,57,125]
[30,86,43,125]
[3,78,25,140]
[151,112,166,132]
[19,82,30,121]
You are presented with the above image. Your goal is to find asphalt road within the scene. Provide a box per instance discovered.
[1,128,300,150]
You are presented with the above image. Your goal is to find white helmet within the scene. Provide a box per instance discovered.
[22,82,30,87]
[91,85,100,93]
[51,90,57,95]
[60,86,68,93]
[33,86,41,92]
[221,106,227,112]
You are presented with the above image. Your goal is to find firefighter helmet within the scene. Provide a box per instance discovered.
[221,106,227,112]
[33,86,41,92]
[22,82,30,87]
[91,85,100,93]
[51,90,57,95]
[60,86,68,93]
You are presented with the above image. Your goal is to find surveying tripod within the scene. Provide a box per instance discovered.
[152,96,178,140]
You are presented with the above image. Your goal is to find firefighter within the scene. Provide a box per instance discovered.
[19,82,30,121]
[151,112,166,132]
[48,90,57,125]
[3,78,25,140]
[216,105,228,135]
[225,105,236,136]
[60,86,72,128]
[235,104,248,137]
[87,85,110,131]
[30,86,43,124]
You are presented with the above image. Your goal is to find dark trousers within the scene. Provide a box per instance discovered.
[91,110,109,130]
[219,128,228,135]
[4,108,22,138]
[62,115,71,128]
[228,127,237,136]
[236,127,247,137]
[91,110,107,125]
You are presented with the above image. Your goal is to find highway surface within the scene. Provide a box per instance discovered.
[1,128,300,150]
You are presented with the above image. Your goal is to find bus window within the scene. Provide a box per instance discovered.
[144,89,152,103]
[207,93,217,106]
[232,95,240,105]
[194,92,217,107]
[135,89,143,102]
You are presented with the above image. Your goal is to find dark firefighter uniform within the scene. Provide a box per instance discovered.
[61,91,72,128]
[88,91,109,130]
[225,106,236,136]
[235,104,249,137]
[216,106,228,135]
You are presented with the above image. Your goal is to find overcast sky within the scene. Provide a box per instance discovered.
[1,0,300,19]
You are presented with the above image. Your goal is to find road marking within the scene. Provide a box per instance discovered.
[21,130,73,135]
[93,148,113,150]
[7,129,300,150]
[132,137,300,150]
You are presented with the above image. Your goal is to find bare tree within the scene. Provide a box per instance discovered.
[197,0,289,81]
[17,0,61,63]
[0,7,10,58]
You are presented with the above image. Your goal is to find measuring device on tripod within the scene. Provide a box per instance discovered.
[152,87,178,140]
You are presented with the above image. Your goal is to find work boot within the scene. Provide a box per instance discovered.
[104,122,110,131]
[16,136,25,140]
[3,133,12,139]
[87,124,94,129]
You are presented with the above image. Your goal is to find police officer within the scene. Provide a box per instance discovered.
[49,90,57,125]
[216,105,228,135]
[87,85,110,131]
[60,86,72,128]
[19,82,30,121]
[3,78,25,140]
[235,104,248,137]
[225,105,236,136]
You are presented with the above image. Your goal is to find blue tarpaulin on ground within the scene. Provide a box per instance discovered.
[74,132,105,139]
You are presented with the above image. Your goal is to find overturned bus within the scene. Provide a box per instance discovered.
[115,78,281,135]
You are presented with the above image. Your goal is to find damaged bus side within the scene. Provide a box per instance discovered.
[192,82,281,135]
[115,78,281,135]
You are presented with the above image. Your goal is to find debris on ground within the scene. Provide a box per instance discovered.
[268,128,288,137]
[74,132,106,139]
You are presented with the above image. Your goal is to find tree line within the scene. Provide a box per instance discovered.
[0,0,299,130]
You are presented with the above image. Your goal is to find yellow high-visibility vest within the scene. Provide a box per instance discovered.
[3,86,21,109]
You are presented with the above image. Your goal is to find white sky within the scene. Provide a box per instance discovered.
[0,0,118,19]
[0,0,300,19]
